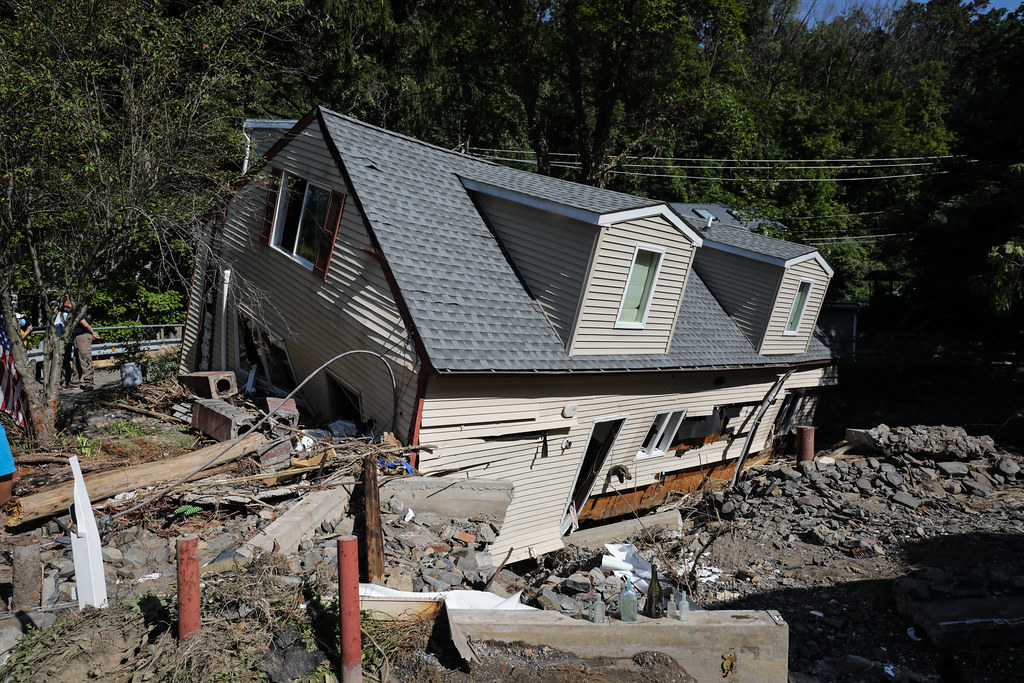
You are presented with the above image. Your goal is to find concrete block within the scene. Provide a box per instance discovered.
[565,509,684,549]
[191,398,256,442]
[264,397,299,427]
[240,484,355,558]
[449,608,788,682]
[380,478,514,527]
[258,438,293,470]
[179,371,238,399]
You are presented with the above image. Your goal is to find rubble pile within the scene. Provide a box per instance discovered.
[846,424,999,461]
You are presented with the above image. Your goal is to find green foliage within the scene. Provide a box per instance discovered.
[111,420,147,438]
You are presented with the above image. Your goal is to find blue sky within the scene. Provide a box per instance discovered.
[985,0,1021,11]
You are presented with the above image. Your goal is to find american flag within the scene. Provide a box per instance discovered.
[0,311,26,427]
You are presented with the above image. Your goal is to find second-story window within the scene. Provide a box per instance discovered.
[784,280,813,334]
[274,172,331,265]
[617,245,664,327]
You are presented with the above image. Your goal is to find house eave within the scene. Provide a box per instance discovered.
[459,178,702,245]
[430,357,834,376]
[702,239,834,278]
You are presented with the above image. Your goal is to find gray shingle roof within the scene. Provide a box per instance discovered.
[670,202,816,261]
[317,109,834,372]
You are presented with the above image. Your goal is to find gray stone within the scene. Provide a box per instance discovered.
[0,626,23,659]
[937,461,969,477]
[855,477,874,492]
[385,572,414,592]
[942,480,962,495]
[998,457,1021,477]
[559,573,593,594]
[101,547,123,564]
[796,495,824,507]
[884,471,905,488]
[476,522,497,544]
[892,492,922,509]
[962,478,992,496]
[808,524,842,547]
[535,586,562,610]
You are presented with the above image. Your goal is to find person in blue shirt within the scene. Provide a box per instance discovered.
[0,422,15,508]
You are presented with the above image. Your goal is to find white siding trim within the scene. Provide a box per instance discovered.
[598,206,703,246]
[783,279,815,336]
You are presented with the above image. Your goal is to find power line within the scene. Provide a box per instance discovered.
[784,210,891,220]
[475,153,953,182]
[470,147,957,164]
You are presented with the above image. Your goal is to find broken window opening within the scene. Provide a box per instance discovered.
[236,314,297,394]
[327,374,363,423]
[669,403,757,453]
[635,409,687,460]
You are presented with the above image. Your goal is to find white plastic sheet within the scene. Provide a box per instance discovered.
[359,583,535,611]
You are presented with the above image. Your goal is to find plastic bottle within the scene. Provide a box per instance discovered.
[619,577,638,622]
[589,593,606,624]
[645,563,664,618]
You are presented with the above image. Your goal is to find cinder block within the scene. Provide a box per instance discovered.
[191,398,256,442]
[179,371,238,399]
[258,437,293,470]
[264,397,299,427]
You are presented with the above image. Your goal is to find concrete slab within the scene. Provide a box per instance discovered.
[380,478,514,527]
[240,484,354,558]
[565,509,685,549]
[449,608,788,682]
[910,596,1024,648]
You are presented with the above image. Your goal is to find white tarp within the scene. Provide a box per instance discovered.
[359,583,535,611]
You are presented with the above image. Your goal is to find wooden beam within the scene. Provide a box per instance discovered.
[9,433,262,526]
[362,453,385,583]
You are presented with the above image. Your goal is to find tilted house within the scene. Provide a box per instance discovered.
[182,107,837,562]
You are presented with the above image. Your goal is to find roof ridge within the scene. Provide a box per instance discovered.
[318,106,496,166]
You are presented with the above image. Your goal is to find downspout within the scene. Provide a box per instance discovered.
[219,269,232,370]
[730,368,795,487]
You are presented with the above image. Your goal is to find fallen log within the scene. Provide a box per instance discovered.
[8,432,262,526]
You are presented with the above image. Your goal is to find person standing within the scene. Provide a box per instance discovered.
[68,304,100,391]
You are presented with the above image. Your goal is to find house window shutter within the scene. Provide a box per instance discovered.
[260,169,282,245]
[313,189,346,280]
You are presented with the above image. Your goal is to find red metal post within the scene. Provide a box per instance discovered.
[338,535,362,683]
[796,425,816,463]
[177,538,200,641]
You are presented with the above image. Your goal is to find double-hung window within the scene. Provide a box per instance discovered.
[784,280,813,334]
[274,173,331,265]
[617,245,664,328]
[635,409,687,460]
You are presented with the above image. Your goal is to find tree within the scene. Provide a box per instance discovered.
[0,0,297,444]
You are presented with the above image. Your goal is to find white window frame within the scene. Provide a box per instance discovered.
[615,244,665,329]
[783,279,814,336]
[271,171,331,270]
[635,408,687,460]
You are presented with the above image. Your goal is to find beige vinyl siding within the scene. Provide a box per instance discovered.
[180,238,212,374]
[210,126,419,434]
[418,365,829,562]
[694,249,782,350]
[569,216,696,355]
[472,193,596,347]
[760,258,830,355]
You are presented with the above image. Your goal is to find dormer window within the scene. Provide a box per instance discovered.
[784,280,813,334]
[616,245,664,328]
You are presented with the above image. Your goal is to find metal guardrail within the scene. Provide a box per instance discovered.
[24,323,184,362]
